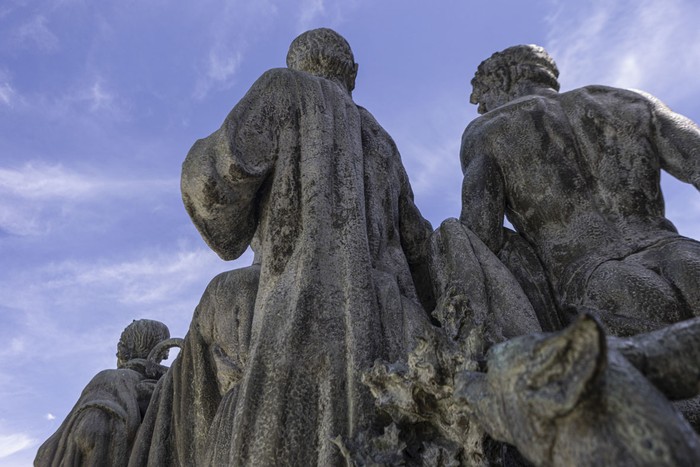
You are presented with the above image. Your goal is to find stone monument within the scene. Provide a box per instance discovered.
[363,44,700,466]
[37,33,700,467]
[129,28,540,466]
[129,27,439,467]
[34,319,175,467]
[460,45,700,336]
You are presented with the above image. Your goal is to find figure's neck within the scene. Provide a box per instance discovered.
[483,82,557,113]
[512,81,558,99]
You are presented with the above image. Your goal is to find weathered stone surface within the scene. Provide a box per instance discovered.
[42,37,700,467]
[612,316,700,432]
[35,319,172,467]
[455,314,700,466]
[460,44,700,336]
[427,219,541,346]
[612,316,700,401]
[497,228,562,332]
[128,266,258,466]
[364,313,700,466]
[359,219,542,465]
[131,28,436,466]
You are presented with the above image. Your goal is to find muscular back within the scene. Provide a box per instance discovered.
[461,86,692,280]
[461,92,617,278]
[560,86,676,237]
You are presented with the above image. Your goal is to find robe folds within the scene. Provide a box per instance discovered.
[130,68,434,466]
[35,369,148,467]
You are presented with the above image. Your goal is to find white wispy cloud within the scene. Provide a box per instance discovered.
[404,137,461,198]
[1,245,250,373]
[39,246,242,307]
[206,50,243,83]
[545,0,700,102]
[2,77,130,123]
[0,163,101,200]
[0,162,175,236]
[294,0,363,33]
[0,338,26,360]
[390,95,472,225]
[193,0,278,99]
[15,14,59,52]
[401,137,463,227]
[0,432,35,460]
[86,81,116,112]
[59,77,130,120]
[0,82,16,107]
[298,0,325,30]
[0,68,20,108]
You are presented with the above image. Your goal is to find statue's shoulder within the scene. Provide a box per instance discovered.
[356,105,382,130]
[463,104,520,139]
[250,68,303,92]
[563,85,650,106]
[466,95,554,135]
[87,368,145,388]
[250,68,349,105]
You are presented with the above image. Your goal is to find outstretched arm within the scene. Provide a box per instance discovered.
[643,92,700,190]
[459,125,506,253]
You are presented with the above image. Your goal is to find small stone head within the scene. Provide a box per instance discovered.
[116,319,170,368]
[286,28,359,94]
[470,44,560,114]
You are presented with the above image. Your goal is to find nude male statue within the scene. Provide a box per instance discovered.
[460,44,700,336]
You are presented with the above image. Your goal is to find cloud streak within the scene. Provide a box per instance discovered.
[298,0,325,30]
[545,0,700,103]
[1,244,250,346]
[193,0,279,99]
[0,82,16,107]
[0,432,35,460]
[0,162,176,236]
[0,163,102,200]
[38,246,242,307]
[15,14,59,52]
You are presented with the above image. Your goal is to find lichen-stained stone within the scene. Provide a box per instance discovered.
[460,45,700,336]
[130,28,436,467]
[35,320,171,467]
[455,314,700,466]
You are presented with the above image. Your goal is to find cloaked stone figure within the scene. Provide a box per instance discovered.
[35,319,171,467]
[460,45,700,336]
[130,28,438,466]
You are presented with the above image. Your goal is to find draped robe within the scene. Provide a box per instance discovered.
[130,67,434,466]
[36,369,149,467]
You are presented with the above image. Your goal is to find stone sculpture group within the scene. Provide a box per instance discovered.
[36,28,700,466]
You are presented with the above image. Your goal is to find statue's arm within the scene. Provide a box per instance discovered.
[397,167,433,264]
[644,92,700,190]
[182,70,290,260]
[458,125,506,253]
[397,165,435,311]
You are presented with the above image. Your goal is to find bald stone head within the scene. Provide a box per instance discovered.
[470,44,560,114]
[286,28,359,94]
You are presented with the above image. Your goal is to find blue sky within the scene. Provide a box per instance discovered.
[1,0,699,464]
